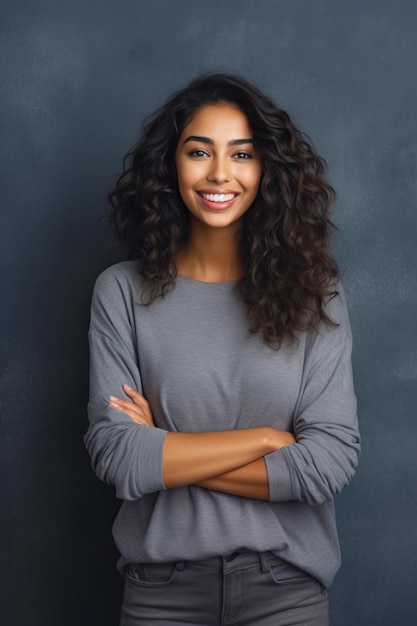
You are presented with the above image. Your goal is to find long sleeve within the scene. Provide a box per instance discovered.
[84,267,167,500]
[265,285,360,505]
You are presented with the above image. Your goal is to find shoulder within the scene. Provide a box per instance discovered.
[90,260,145,320]
[92,260,145,302]
[94,260,142,291]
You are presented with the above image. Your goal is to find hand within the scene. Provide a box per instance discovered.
[109,385,155,427]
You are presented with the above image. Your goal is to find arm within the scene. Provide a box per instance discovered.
[85,267,170,500]
[195,430,296,499]
[162,429,278,487]
[196,458,270,500]
[109,385,295,490]
[85,267,294,501]
[264,286,361,505]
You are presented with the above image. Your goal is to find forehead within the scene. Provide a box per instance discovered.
[180,103,253,138]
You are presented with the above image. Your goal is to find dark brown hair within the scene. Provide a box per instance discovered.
[109,72,338,344]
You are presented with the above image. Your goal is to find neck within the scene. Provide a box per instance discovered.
[176,219,244,283]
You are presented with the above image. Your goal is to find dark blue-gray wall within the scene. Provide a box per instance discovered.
[1,1,416,624]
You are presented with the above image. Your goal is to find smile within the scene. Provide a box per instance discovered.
[199,192,237,202]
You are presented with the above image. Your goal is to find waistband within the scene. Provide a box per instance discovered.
[174,550,279,574]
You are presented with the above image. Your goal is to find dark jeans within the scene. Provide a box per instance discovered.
[120,550,329,625]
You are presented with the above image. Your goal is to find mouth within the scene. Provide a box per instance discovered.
[200,192,237,202]
[196,191,239,210]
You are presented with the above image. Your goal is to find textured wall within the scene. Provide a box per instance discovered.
[1,1,416,624]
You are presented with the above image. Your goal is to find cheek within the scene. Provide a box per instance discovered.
[176,159,200,191]
[176,168,198,210]
[244,168,262,196]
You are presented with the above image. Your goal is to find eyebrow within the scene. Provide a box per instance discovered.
[182,135,254,146]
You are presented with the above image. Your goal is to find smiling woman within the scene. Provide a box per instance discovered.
[85,73,360,625]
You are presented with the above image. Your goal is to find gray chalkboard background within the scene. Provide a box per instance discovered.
[1,1,416,624]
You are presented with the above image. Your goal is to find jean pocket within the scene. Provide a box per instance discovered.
[124,562,179,588]
[267,556,318,588]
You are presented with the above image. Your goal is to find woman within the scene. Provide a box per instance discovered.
[85,73,360,625]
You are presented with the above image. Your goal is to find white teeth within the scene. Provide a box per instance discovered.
[201,193,236,202]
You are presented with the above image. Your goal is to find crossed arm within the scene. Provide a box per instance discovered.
[109,384,296,500]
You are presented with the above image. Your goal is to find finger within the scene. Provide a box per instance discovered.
[123,386,152,416]
[123,384,149,406]
[111,389,154,426]
[109,396,153,426]
[109,396,141,416]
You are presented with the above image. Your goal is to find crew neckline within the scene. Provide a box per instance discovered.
[176,274,239,287]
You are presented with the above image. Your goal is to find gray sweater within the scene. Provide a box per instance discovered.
[85,260,360,588]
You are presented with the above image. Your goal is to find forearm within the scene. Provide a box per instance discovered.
[196,457,270,500]
[106,385,297,495]
[162,427,295,489]
[163,427,281,488]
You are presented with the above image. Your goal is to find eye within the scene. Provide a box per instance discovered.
[188,149,209,158]
[233,151,253,159]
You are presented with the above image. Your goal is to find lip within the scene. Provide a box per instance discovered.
[196,190,240,211]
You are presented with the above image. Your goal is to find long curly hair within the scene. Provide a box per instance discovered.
[109,72,338,344]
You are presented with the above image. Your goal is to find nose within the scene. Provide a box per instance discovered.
[206,155,232,183]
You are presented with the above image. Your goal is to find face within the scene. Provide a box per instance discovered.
[175,103,262,232]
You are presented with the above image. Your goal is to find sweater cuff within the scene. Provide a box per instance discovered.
[264,448,296,502]
[136,426,168,495]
